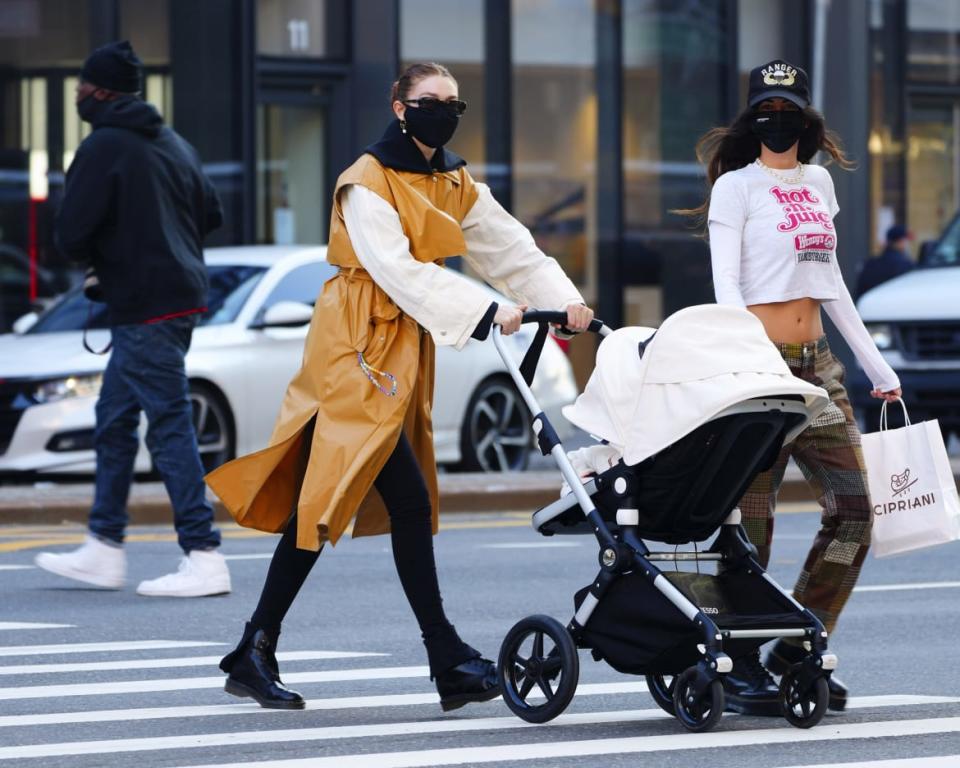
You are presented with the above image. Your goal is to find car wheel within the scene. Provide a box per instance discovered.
[459,377,531,472]
[189,382,235,473]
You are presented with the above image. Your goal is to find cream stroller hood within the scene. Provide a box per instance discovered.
[562,305,831,467]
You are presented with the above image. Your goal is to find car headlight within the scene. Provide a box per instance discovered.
[865,323,894,350]
[34,374,103,404]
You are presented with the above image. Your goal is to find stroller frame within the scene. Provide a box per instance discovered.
[491,311,837,732]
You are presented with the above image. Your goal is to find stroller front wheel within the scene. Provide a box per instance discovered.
[672,666,725,732]
[498,614,579,723]
[780,667,829,728]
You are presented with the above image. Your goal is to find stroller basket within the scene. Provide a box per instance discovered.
[573,570,810,676]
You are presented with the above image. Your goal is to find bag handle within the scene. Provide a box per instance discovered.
[82,303,112,356]
[879,397,911,431]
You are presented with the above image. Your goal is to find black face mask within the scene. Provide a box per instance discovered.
[77,94,101,123]
[403,104,459,149]
[750,110,805,154]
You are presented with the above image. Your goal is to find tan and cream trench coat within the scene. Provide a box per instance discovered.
[206,143,582,552]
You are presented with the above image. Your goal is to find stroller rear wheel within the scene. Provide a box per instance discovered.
[645,673,677,716]
[672,666,725,732]
[498,614,579,723]
[780,666,829,728]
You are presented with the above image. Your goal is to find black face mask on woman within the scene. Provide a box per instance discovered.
[403,103,459,149]
[750,110,805,154]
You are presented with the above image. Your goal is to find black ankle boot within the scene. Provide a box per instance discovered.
[435,657,501,712]
[767,640,847,712]
[723,649,781,716]
[221,625,305,710]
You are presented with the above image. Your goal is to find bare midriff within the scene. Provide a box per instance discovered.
[747,297,823,344]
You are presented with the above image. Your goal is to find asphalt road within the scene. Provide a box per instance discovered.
[1,507,959,768]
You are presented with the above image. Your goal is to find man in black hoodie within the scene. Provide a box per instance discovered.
[37,41,231,598]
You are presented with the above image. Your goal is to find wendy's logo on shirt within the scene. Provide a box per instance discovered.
[795,233,836,250]
[769,186,834,233]
[795,232,835,264]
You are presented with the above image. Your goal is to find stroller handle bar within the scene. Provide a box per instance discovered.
[520,310,608,336]
[490,311,618,552]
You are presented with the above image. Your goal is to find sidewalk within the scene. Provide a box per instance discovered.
[7,458,958,525]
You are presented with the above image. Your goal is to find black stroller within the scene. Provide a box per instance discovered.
[491,308,838,733]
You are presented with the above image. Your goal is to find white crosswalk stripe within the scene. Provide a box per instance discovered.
[1,696,957,761]
[0,622,73,631]
[0,691,954,730]
[779,758,960,768]
[168,718,960,768]
[0,640,225,657]
[0,627,958,768]
[0,650,386,675]
[0,665,431,700]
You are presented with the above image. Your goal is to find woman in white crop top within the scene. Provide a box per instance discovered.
[686,59,898,717]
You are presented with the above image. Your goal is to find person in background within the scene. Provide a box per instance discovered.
[34,41,230,598]
[855,224,915,299]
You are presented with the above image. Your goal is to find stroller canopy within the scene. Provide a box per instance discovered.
[562,305,830,466]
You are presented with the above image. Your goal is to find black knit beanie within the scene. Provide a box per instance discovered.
[80,40,143,94]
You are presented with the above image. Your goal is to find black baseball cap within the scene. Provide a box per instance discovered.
[748,60,811,109]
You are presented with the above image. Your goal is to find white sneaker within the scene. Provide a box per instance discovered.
[136,549,231,598]
[34,534,126,589]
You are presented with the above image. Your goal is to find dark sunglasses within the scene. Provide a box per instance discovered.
[402,97,467,116]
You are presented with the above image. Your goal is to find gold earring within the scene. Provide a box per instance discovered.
[400,119,407,134]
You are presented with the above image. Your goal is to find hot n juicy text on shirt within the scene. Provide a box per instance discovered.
[769,186,834,232]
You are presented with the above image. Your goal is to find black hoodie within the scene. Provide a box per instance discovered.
[56,97,223,325]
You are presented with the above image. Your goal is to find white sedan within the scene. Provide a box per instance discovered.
[0,246,577,477]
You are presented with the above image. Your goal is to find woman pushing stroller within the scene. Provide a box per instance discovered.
[684,60,901,715]
[206,62,593,712]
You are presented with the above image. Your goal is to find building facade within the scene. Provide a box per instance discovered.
[1,0,958,357]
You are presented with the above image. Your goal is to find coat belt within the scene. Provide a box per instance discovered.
[336,266,375,281]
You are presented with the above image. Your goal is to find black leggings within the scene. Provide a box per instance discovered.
[246,433,477,677]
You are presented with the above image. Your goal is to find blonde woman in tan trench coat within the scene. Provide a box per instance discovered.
[207,62,594,712]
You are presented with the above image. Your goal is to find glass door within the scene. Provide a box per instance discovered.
[256,101,327,245]
[907,99,960,244]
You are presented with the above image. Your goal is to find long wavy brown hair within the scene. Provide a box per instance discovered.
[677,105,854,230]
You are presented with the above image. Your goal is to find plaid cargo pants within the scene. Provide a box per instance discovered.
[738,336,872,634]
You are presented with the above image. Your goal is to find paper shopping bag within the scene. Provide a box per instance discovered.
[861,399,960,558]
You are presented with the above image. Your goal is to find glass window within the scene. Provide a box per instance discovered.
[399,0,485,175]
[203,265,267,325]
[624,0,730,234]
[27,288,110,333]
[259,261,335,314]
[737,0,785,102]
[119,0,170,66]
[928,214,960,267]
[0,0,92,69]
[256,103,326,245]
[512,0,595,289]
[257,0,347,59]
[907,101,959,245]
[908,0,960,82]
[27,265,267,333]
[868,0,908,252]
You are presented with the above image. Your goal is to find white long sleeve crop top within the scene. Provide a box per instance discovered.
[707,162,900,392]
